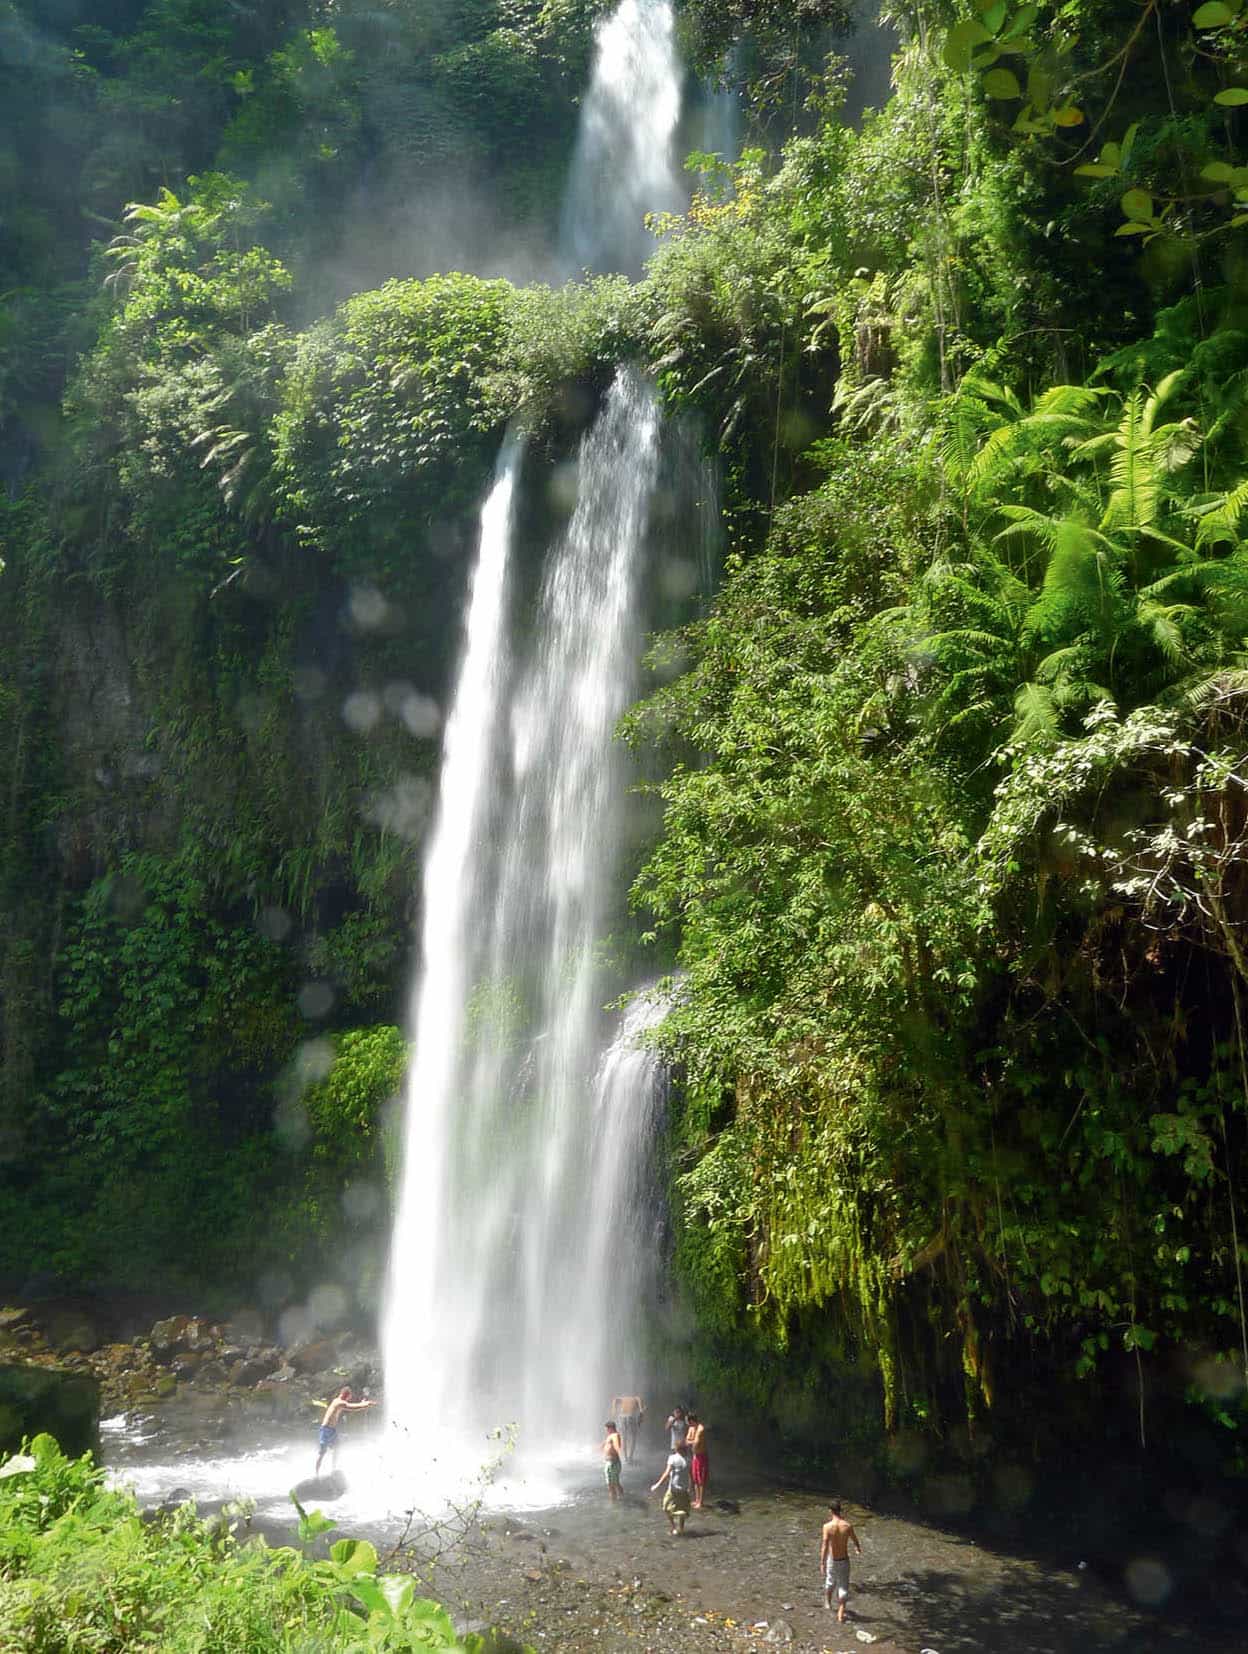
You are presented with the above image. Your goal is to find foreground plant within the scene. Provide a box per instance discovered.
[0,1434,521,1653]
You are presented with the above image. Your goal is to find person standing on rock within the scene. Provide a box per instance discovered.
[602,1420,624,1502]
[315,1386,376,1477]
[820,1499,862,1622]
[651,1438,692,1535]
[611,1393,644,1461]
[685,1412,709,1509]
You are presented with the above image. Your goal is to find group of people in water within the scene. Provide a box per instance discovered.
[601,1396,863,1622]
[601,1399,709,1530]
[312,1384,862,1623]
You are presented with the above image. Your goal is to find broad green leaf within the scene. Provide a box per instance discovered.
[1052,105,1085,126]
[1002,3,1039,39]
[349,1576,391,1615]
[1120,122,1140,168]
[1114,222,1153,236]
[1074,164,1118,178]
[1121,188,1153,219]
[983,67,1022,98]
[1201,161,1236,182]
[330,1537,378,1574]
[1026,66,1052,107]
[944,18,993,70]
[1192,1,1233,24]
[380,1576,416,1614]
[1214,87,1248,106]
[1232,214,1248,227]
[981,0,1008,33]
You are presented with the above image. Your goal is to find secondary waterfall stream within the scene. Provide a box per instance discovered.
[382,0,685,1486]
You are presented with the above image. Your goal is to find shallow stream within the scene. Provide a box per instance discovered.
[102,1403,1240,1653]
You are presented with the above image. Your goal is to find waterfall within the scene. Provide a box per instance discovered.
[383,0,686,1476]
[559,0,685,279]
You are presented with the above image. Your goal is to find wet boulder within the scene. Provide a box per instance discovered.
[291,1469,347,1502]
[0,1362,100,1458]
[289,1338,339,1375]
[228,1356,275,1387]
[149,1315,190,1359]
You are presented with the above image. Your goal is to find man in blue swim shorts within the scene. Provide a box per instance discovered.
[315,1386,377,1476]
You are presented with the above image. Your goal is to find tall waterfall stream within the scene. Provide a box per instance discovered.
[383,0,686,1493]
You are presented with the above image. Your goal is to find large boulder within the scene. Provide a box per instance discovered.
[0,1363,100,1459]
[289,1338,340,1376]
[149,1315,190,1359]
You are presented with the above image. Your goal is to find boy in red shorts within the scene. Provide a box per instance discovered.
[686,1413,709,1509]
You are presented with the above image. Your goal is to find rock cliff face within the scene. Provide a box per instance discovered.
[0,1299,379,1421]
[0,1361,100,1459]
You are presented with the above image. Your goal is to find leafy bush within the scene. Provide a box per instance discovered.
[0,1434,512,1652]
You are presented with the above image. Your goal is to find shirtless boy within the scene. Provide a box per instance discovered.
[685,1413,709,1509]
[820,1499,863,1622]
[315,1386,377,1476]
[611,1394,644,1461]
[601,1420,624,1502]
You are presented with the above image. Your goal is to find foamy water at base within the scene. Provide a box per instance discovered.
[105,1417,595,1535]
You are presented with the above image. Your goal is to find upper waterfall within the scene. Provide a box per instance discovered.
[558,0,685,278]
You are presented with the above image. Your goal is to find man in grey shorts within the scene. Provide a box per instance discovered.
[820,1499,862,1622]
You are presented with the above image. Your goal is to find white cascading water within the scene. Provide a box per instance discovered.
[383,0,684,1488]
[559,0,685,278]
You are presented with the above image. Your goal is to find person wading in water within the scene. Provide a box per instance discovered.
[651,1438,692,1535]
[315,1386,377,1477]
[820,1499,863,1622]
[601,1420,624,1503]
[685,1412,709,1509]
[611,1393,644,1461]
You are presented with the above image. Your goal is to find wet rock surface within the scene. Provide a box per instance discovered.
[0,1298,377,1420]
[432,1469,1241,1654]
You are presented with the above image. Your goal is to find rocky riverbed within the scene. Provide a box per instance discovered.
[5,1302,1244,1652]
[426,1464,1241,1654]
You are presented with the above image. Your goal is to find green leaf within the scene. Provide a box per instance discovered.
[983,67,1022,99]
[1192,1,1233,24]
[981,0,1008,33]
[1114,222,1153,236]
[1232,214,1248,227]
[1214,87,1248,106]
[1052,105,1085,127]
[1002,3,1039,39]
[1201,161,1236,182]
[349,1576,391,1615]
[1121,188,1153,220]
[1075,164,1119,178]
[330,1538,378,1574]
[944,19,993,70]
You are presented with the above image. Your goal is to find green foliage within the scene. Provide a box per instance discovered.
[303,1025,408,1175]
[0,1436,510,1652]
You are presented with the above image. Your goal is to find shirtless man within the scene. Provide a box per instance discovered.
[601,1420,624,1503]
[611,1394,644,1461]
[315,1386,377,1476]
[820,1499,863,1622]
[685,1412,708,1509]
